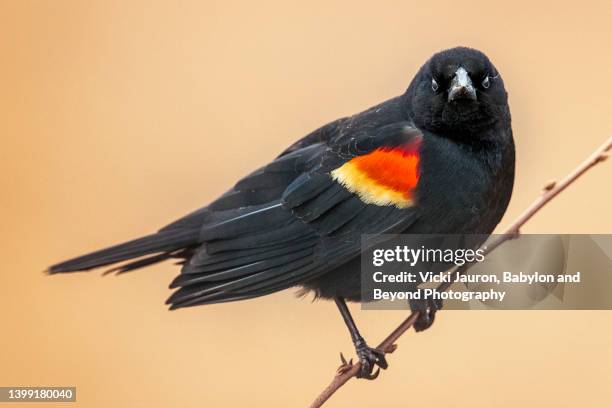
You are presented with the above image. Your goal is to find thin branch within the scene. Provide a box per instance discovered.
[309,137,611,408]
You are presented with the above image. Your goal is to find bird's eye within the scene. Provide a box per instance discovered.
[431,78,439,92]
[482,75,490,89]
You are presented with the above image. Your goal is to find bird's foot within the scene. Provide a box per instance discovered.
[409,290,443,332]
[353,339,388,380]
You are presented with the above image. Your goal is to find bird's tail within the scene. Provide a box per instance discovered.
[48,228,199,274]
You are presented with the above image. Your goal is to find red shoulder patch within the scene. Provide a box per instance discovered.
[330,139,421,208]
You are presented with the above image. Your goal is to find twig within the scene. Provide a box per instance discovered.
[309,137,611,408]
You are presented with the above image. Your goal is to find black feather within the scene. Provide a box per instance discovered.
[282,173,334,208]
[48,228,199,273]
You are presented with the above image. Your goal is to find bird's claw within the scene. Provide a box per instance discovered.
[409,290,443,332]
[361,367,380,380]
[355,342,388,380]
[337,343,388,379]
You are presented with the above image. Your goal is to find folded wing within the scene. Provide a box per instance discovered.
[168,122,423,309]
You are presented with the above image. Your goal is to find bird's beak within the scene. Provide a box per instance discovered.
[448,67,477,102]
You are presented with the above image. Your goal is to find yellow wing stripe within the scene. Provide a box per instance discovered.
[331,160,414,208]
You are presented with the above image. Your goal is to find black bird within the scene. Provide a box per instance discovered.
[49,47,515,378]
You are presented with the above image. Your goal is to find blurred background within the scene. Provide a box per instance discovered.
[1,1,611,407]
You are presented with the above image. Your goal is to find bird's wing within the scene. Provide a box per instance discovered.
[277,116,348,157]
[167,122,423,309]
[158,117,346,233]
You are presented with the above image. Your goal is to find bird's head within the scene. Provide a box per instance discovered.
[405,47,509,137]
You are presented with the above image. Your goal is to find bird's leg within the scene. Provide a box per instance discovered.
[334,297,388,379]
[409,288,443,332]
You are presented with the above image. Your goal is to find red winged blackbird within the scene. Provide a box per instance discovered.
[50,47,514,378]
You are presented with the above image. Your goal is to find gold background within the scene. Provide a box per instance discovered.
[2,1,611,406]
